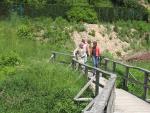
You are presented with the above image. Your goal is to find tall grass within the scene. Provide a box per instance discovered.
[0,14,87,113]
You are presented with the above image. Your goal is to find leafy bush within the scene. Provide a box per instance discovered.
[74,23,86,32]
[116,51,122,57]
[45,26,70,43]
[0,52,21,67]
[102,50,113,59]
[113,26,119,33]
[112,0,145,9]
[115,20,150,50]
[38,17,71,44]
[67,6,98,23]
[88,29,96,37]
[123,0,140,8]
[17,25,33,39]
[0,63,86,113]
[54,17,69,29]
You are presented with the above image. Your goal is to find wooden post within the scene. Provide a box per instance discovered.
[51,53,56,63]
[104,59,108,71]
[123,66,129,90]
[113,62,116,73]
[143,72,148,100]
[78,63,81,71]
[95,70,100,96]
[84,66,88,76]
[72,59,75,69]
[53,53,56,61]
[99,56,102,66]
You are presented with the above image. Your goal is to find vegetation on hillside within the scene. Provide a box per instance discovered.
[103,20,150,52]
[0,1,149,111]
[0,14,88,113]
[115,20,150,51]
[67,6,98,23]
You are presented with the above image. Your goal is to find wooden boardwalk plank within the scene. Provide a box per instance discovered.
[115,89,150,113]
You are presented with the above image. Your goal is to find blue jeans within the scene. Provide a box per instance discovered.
[92,56,99,68]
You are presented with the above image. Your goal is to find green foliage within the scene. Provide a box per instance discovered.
[112,0,145,9]
[123,0,141,8]
[74,23,86,32]
[113,25,119,33]
[5,0,47,8]
[45,17,70,44]
[102,50,113,59]
[91,0,113,7]
[115,20,150,50]
[88,29,95,37]
[0,63,86,113]
[0,52,21,67]
[0,17,87,113]
[67,6,98,23]
[17,25,34,39]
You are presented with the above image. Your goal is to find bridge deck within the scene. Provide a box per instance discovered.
[115,89,150,113]
[87,71,150,113]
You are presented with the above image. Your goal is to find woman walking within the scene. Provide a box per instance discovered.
[91,41,100,68]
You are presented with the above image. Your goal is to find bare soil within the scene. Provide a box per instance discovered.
[71,23,130,58]
[125,52,150,61]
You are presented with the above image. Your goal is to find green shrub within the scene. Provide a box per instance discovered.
[54,17,69,29]
[116,51,122,57]
[113,0,145,9]
[113,26,119,33]
[74,23,86,32]
[88,29,96,37]
[123,0,140,8]
[102,50,113,59]
[45,27,70,44]
[0,52,21,67]
[17,25,33,39]
[0,63,86,113]
[67,6,98,24]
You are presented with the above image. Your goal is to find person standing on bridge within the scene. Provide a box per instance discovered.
[73,43,86,64]
[92,41,100,68]
[81,39,88,63]
[87,39,92,57]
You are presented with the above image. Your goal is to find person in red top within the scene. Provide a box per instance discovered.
[91,41,100,68]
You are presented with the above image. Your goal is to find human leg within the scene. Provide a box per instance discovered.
[92,56,96,67]
[95,56,99,68]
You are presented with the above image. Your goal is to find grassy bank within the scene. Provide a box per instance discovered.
[0,14,87,113]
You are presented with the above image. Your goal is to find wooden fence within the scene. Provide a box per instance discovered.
[0,3,148,22]
[50,51,150,102]
[50,51,117,113]
[99,57,150,101]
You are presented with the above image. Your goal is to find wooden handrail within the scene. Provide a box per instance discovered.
[101,57,150,101]
[51,51,74,57]
[50,50,150,107]
[51,51,150,73]
[50,51,117,113]
[103,58,150,74]
[84,77,116,113]
[72,58,117,113]
[73,58,116,77]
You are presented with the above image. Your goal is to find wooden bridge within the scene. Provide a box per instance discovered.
[50,51,150,113]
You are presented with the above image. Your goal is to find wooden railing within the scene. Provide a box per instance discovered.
[99,57,150,101]
[50,51,117,113]
[50,51,150,102]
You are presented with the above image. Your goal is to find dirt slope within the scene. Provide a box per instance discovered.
[125,52,150,61]
[71,23,130,58]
